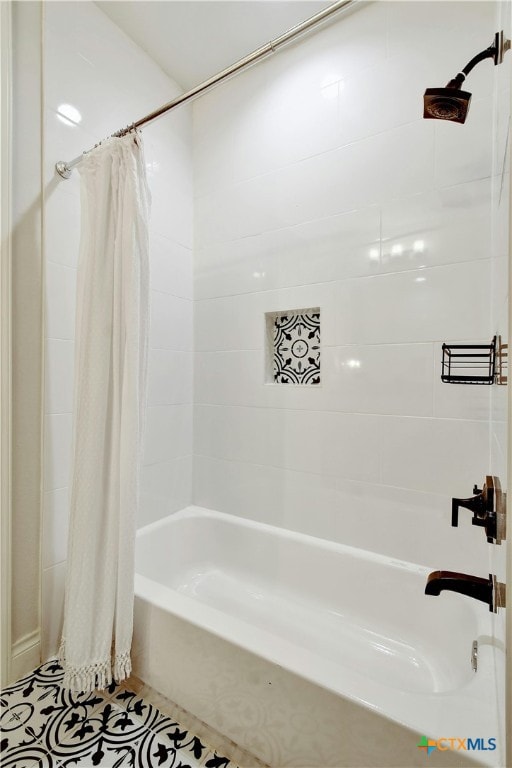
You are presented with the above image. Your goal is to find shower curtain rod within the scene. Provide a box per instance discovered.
[56,0,358,178]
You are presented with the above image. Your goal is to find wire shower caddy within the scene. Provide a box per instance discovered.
[441,337,505,385]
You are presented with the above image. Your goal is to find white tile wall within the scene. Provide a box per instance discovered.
[195,404,381,483]
[44,188,81,268]
[380,179,493,271]
[44,339,75,415]
[193,1,501,568]
[195,344,435,417]
[42,489,70,569]
[150,235,193,299]
[144,405,193,466]
[150,291,193,351]
[42,2,193,657]
[196,120,437,248]
[139,456,194,528]
[326,261,491,346]
[193,455,486,572]
[386,1,496,81]
[43,414,73,492]
[44,262,77,340]
[195,206,381,300]
[41,562,66,662]
[194,260,491,353]
[379,416,490,495]
[147,350,193,406]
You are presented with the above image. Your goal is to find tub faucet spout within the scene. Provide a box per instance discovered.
[425,570,494,610]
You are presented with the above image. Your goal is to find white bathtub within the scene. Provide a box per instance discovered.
[133,506,503,767]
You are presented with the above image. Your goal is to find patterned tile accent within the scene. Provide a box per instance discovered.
[0,662,238,768]
[272,310,320,385]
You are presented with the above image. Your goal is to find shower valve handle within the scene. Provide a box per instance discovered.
[451,477,498,543]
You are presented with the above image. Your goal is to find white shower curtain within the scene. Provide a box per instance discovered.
[59,133,150,692]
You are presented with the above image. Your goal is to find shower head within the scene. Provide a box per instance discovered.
[423,31,509,124]
[423,87,472,124]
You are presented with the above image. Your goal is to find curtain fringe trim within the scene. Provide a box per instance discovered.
[59,641,131,693]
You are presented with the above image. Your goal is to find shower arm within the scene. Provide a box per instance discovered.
[446,31,511,89]
[55,0,358,179]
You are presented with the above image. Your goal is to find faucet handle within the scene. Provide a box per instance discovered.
[451,476,506,544]
[451,497,460,527]
[451,477,492,528]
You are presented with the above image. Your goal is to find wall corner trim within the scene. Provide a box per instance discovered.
[11,630,42,683]
[1,0,13,689]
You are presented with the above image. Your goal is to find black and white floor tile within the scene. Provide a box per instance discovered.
[1,661,238,768]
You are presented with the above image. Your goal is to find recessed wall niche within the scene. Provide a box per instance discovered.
[265,308,321,385]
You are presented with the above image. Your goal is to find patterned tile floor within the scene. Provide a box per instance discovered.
[0,661,238,768]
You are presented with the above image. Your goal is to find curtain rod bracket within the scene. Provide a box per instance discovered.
[55,161,72,179]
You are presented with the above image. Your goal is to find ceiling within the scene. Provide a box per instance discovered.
[95,1,330,91]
